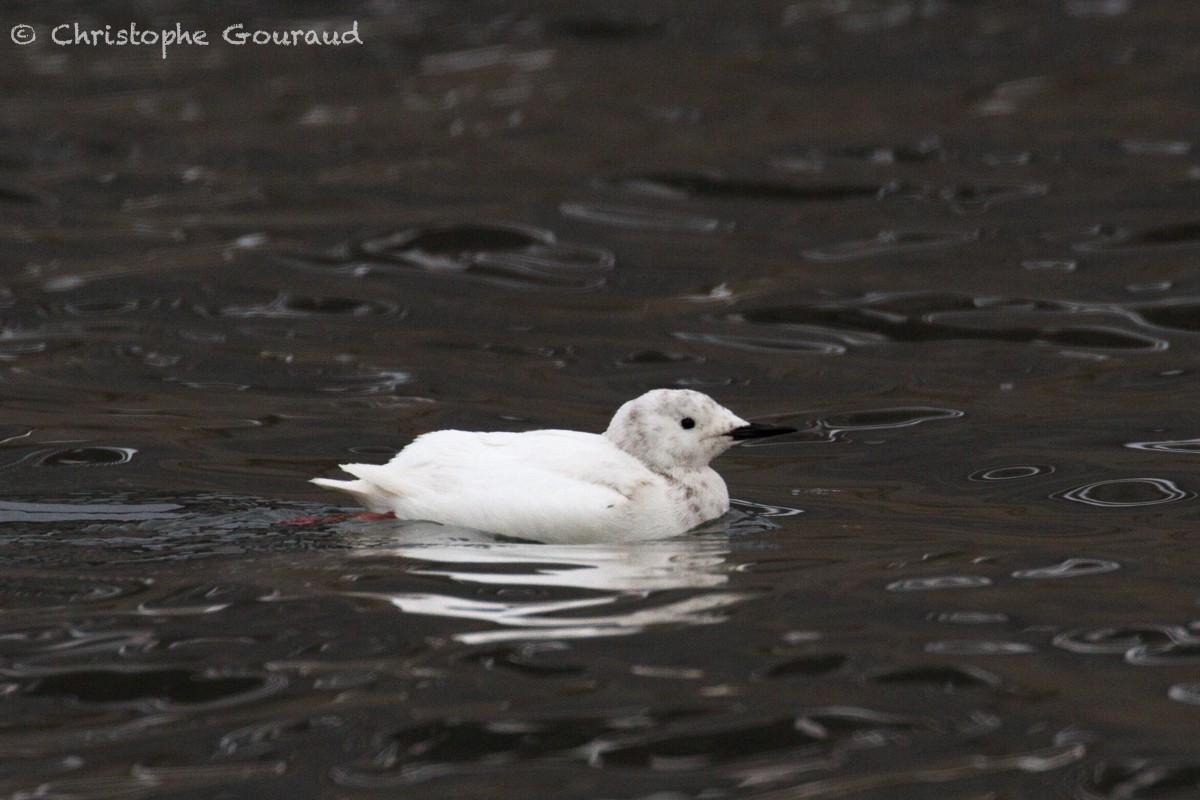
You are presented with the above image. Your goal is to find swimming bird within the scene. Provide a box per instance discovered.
[311,389,795,542]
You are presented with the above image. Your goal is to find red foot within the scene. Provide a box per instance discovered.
[280,512,396,526]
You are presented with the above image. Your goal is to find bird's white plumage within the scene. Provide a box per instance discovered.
[312,389,782,542]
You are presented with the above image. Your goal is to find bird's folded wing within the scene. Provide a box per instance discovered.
[331,429,660,537]
[341,459,633,538]
[393,429,652,492]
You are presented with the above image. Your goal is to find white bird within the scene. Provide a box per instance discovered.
[311,389,794,543]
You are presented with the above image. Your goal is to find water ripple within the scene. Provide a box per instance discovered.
[559,202,726,232]
[741,744,1085,799]
[733,292,1169,352]
[615,349,704,366]
[345,536,743,644]
[1074,222,1200,252]
[934,611,1010,624]
[344,223,614,290]
[923,640,1035,655]
[0,499,181,523]
[2,761,287,799]
[940,183,1048,213]
[803,230,978,261]
[774,138,943,168]
[589,706,935,775]
[821,406,963,432]
[1055,478,1193,507]
[37,447,137,467]
[59,298,147,316]
[1012,558,1121,579]
[401,593,745,645]
[1077,756,1200,799]
[869,663,1002,689]
[0,575,146,608]
[762,653,847,678]
[1126,639,1200,665]
[217,292,401,319]
[1168,683,1200,705]
[673,331,846,355]
[13,666,286,710]
[1136,300,1200,332]
[612,171,892,203]
[1023,259,1077,271]
[729,499,805,517]
[1054,625,1189,655]
[137,583,266,616]
[1125,437,1200,453]
[886,576,993,592]
[332,717,607,788]
[969,464,1055,481]
[316,370,411,395]
[0,182,57,207]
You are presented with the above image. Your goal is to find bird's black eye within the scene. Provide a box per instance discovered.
[680,417,696,430]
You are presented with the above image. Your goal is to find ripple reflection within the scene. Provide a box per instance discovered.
[1168,683,1200,705]
[804,230,979,261]
[1070,753,1200,799]
[968,464,1055,481]
[1054,624,1189,655]
[559,202,726,232]
[886,576,992,592]
[732,291,1169,353]
[821,406,963,432]
[347,223,614,290]
[1074,222,1200,252]
[923,640,1035,655]
[347,534,741,644]
[1012,558,1120,579]
[37,447,137,467]
[1055,478,1193,507]
[1125,437,1200,453]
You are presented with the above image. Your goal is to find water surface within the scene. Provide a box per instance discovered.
[3,1,1200,797]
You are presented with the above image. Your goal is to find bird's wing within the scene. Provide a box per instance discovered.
[336,429,656,539]
[386,429,653,496]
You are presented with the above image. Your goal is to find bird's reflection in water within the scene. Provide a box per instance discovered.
[341,521,743,644]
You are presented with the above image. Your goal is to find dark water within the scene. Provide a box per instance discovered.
[3,1,1200,797]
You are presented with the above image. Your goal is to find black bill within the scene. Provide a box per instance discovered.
[727,422,797,441]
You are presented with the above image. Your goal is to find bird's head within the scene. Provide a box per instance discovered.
[604,389,794,473]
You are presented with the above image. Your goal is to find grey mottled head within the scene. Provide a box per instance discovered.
[604,389,790,474]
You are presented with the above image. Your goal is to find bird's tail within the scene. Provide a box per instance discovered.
[310,476,389,512]
[313,462,428,514]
